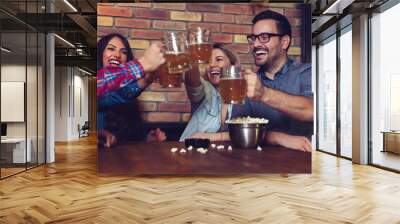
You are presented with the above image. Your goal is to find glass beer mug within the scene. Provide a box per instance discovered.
[219,65,247,104]
[188,27,212,64]
[163,32,191,74]
[155,63,182,88]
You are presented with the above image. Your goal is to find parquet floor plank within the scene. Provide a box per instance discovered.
[0,135,399,223]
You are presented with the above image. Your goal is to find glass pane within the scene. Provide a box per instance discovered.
[339,29,352,158]
[38,32,45,165]
[317,37,337,154]
[1,31,27,177]
[27,31,38,169]
[371,3,400,171]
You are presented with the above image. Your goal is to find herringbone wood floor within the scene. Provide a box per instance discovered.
[1,135,400,224]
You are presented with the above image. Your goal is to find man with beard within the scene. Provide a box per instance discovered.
[233,10,313,151]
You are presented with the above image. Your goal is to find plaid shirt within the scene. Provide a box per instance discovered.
[97,59,145,97]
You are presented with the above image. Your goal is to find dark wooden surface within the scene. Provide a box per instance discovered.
[98,141,311,174]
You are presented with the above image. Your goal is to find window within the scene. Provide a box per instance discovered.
[370,2,400,171]
[339,28,352,158]
[317,36,337,154]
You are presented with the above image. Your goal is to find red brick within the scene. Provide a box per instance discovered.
[222,5,252,15]
[133,8,169,20]
[284,8,302,17]
[253,7,284,15]
[137,92,165,101]
[222,24,252,34]
[159,103,191,113]
[188,22,220,32]
[97,27,129,37]
[293,37,301,46]
[211,33,233,44]
[167,92,189,102]
[235,15,253,24]
[186,3,220,12]
[153,3,186,10]
[288,17,302,27]
[132,29,164,40]
[203,13,234,23]
[115,18,151,29]
[118,3,152,8]
[98,3,113,6]
[238,54,254,64]
[149,82,184,92]
[182,113,191,122]
[153,21,186,30]
[98,5,132,17]
[147,112,181,122]
[292,28,301,37]
[138,102,157,112]
[230,44,250,53]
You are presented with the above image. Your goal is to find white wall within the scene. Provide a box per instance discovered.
[54,66,89,141]
[1,63,45,163]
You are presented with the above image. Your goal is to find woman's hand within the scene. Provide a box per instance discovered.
[138,41,166,73]
[147,128,167,142]
[98,129,117,148]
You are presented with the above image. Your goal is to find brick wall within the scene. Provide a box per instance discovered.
[97,3,304,123]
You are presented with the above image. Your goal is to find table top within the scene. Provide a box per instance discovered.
[98,141,311,175]
[381,131,400,134]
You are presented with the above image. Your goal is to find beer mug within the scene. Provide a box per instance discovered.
[155,63,182,88]
[219,65,246,104]
[188,27,212,64]
[163,32,191,74]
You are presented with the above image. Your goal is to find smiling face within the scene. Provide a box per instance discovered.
[206,48,232,86]
[102,36,128,68]
[251,19,289,68]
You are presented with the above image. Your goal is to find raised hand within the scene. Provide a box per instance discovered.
[138,41,166,73]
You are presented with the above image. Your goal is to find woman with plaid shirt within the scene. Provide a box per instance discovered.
[97,33,166,147]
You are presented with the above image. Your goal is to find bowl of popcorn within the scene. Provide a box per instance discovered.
[225,116,269,149]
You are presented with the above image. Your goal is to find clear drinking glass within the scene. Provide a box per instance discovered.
[219,65,247,104]
[163,32,191,74]
[188,27,212,64]
[155,63,182,88]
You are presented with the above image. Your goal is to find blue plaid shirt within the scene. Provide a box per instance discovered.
[97,60,146,130]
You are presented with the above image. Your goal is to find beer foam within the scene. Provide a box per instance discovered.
[165,51,185,55]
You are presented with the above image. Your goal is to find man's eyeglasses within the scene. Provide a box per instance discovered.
[246,32,285,44]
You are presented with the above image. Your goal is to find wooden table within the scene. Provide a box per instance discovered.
[98,141,311,175]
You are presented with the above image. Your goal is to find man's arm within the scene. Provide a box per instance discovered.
[261,88,313,122]
[243,69,313,122]
[265,131,312,152]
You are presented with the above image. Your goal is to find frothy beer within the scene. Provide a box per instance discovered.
[188,43,213,63]
[219,78,247,104]
[164,51,191,74]
[156,63,181,88]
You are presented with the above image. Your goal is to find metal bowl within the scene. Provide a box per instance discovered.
[228,123,268,149]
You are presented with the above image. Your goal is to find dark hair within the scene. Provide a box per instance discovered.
[97,33,134,70]
[212,43,238,65]
[252,10,292,47]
